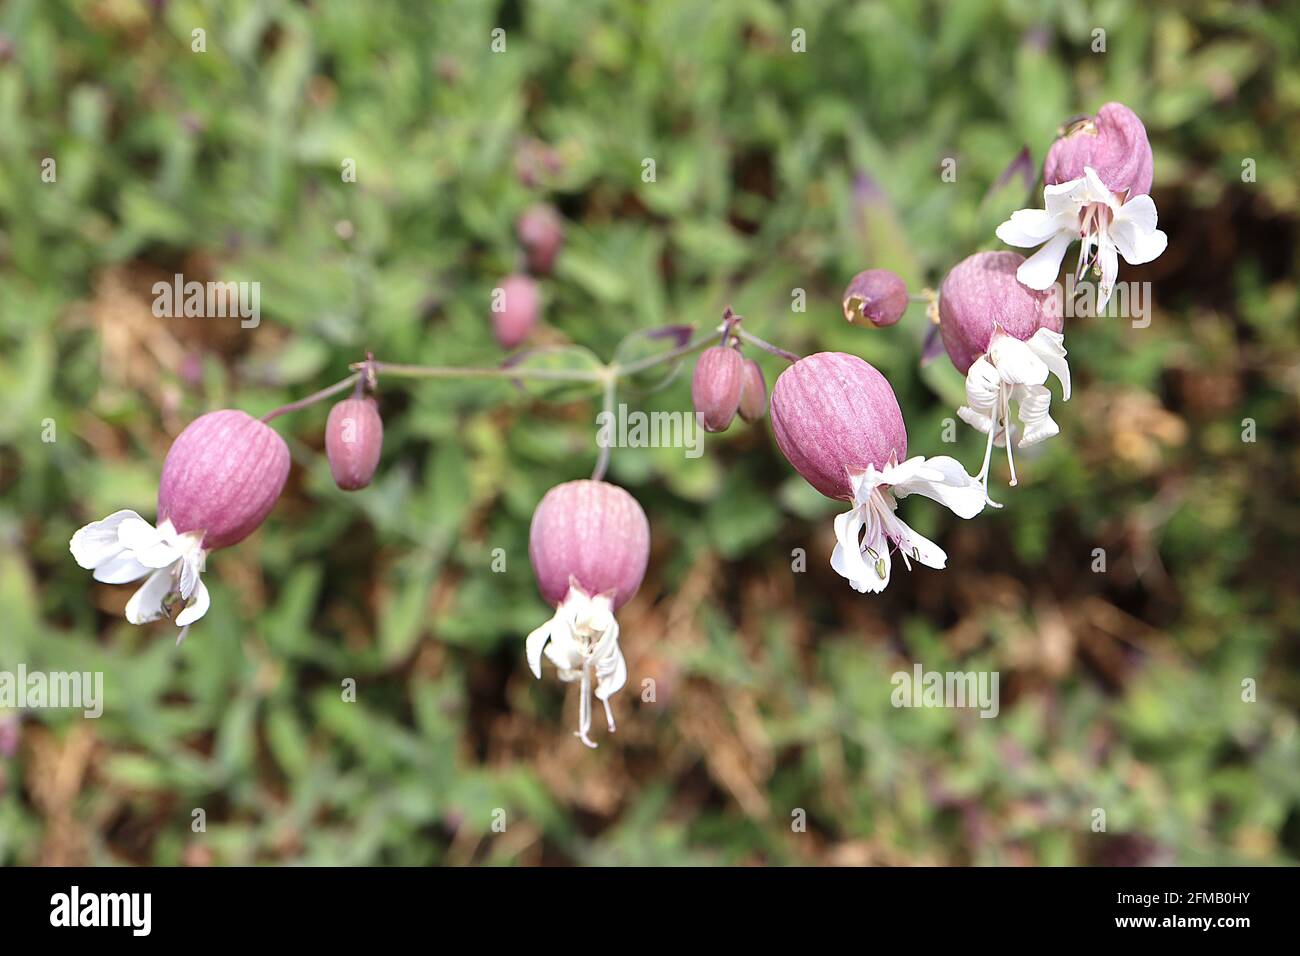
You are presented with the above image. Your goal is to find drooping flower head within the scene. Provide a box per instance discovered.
[691,345,744,432]
[841,269,908,328]
[492,273,540,350]
[325,395,383,491]
[939,252,1070,497]
[70,410,290,641]
[526,479,650,747]
[769,352,984,593]
[997,103,1166,310]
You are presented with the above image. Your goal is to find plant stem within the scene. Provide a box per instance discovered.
[591,374,617,481]
[610,331,717,378]
[260,373,361,423]
[734,328,801,363]
[356,360,602,383]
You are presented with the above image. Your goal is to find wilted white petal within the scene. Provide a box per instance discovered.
[1026,328,1071,401]
[594,644,627,702]
[1014,384,1059,446]
[964,356,1001,411]
[125,568,173,624]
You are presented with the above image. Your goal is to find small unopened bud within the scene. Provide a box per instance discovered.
[737,359,767,423]
[157,410,291,551]
[517,204,564,275]
[1044,102,1153,198]
[842,269,908,328]
[325,396,383,491]
[492,274,540,350]
[691,346,744,432]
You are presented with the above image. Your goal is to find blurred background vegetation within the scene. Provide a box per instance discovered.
[1,0,1298,866]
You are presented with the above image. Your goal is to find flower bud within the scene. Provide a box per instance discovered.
[325,396,383,491]
[157,410,291,551]
[691,345,744,432]
[770,352,906,500]
[737,358,767,423]
[842,269,908,328]
[1044,102,1153,198]
[529,480,650,610]
[517,203,564,275]
[938,251,1062,375]
[492,274,540,349]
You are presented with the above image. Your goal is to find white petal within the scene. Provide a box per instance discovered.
[1025,328,1071,401]
[1082,167,1118,206]
[1043,177,1090,216]
[1014,384,1059,446]
[525,610,559,679]
[830,509,873,585]
[177,551,204,599]
[890,456,987,520]
[174,576,210,627]
[995,208,1059,247]
[874,456,935,489]
[118,517,185,569]
[964,356,1001,413]
[69,509,144,570]
[881,509,947,570]
[958,404,996,436]
[989,333,1049,386]
[1114,192,1157,234]
[91,552,153,585]
[1112,220,1167,266]
[1015,232,1074,290]
[125,568,174,624]
[595,645,627,702]
[1095,235,1120,312]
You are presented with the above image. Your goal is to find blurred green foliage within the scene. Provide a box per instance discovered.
[0,0,1297,865]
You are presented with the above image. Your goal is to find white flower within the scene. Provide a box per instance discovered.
[831,455,986,594]
[996,166,1167,311]
[958,327,1070,499]
[70,510,209,643]
[526,580,627,748]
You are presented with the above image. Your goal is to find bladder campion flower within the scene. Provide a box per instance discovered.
[69,410,290,642]
[770,352,985,593]
[526,479,650,747]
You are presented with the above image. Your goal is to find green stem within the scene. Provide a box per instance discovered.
[260,373,361,423]
[734,328,801,364]
[611,331,716,377]
[356,360,602,383]
[591,375,617,481]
